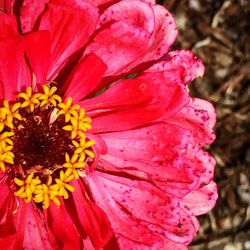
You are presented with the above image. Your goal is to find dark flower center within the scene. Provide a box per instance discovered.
[12,108,72,175]
[0,85,95,208]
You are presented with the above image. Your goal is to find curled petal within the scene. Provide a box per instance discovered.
[85,0,177,76]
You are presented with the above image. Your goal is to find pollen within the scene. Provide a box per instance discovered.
[0,84,95,208]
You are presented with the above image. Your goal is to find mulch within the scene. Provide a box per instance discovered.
[159,0,250,249]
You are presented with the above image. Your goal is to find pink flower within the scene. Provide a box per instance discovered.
[0,0,217,249]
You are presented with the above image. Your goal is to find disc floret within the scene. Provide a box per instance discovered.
[0,84,95,208]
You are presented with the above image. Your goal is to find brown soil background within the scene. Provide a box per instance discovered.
[158,0,250,249]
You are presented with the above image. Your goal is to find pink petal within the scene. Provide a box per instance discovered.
[160,237,188,250]
[185,145,216,188]
[0,37,31,100]
[22,203,54,250]
[24,31,51,87]
[91,172,180,225]
[67,179,113,249]
[86,172,196,245]
[0,235,17,249]
[146,208,197,244]
[145,50,205,85]
[85,0,118,7]
[85,1,154,76]
[20,0,49,33]
[0,0,14,13]
[81,78,154,112]
[45,202,81,249]
[0,13,18,39]
[180,181,218,216]
[134,75,189,116]
[3,201,54,249]
[91,105,165,133]
[39,2,99,79]
[0,179,16,237]
[99,123,191,180]
[85,173,164,249]
[62,53,107,102]
[86,78,188,133]
[167,98,216,146]
[85,1,177,76]
[142,4,177,62]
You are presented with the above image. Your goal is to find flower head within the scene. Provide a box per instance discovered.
[0,1,217,249]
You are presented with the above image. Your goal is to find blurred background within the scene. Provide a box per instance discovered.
[158,0,250,249]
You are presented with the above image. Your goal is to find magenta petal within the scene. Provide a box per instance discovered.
[0,180,16,238]
[160,237,188,250]
[0,180,11,217]
[46,202,81,249]
[0,0,14,13]
[85,1,177,76]
[167,98,216,146]
[86,172,197,246]
[91,105,164,133]
[181,181,218,216]
[20,0,48,33]
[81,78,153,112]
[6,201,54,250]
[24,31,51,87]
[85,0,154,76]
[167,50,205,84]
[88,78,188,133]
[0,37,31,100]
[63,53,107,101]
[90,172,180,226]
[85,173,164,249]
[67,179,113,249]
[39,2,99,79]
[0,13,18,39]
[142,4,177,62]
[22,203,54,250]
[98,123,191,179]
[145,50,205,85]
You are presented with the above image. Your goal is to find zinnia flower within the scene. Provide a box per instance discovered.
[0,0,217,249]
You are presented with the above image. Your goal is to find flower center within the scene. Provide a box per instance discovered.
[0,85,95,208]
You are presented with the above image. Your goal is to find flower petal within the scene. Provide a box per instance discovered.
[86,172,196,246]
[0,37,31,100]
[2,201,55,250]
[39,2,99,79]
[19,0,48,33]
[0,13,18,39]
[81,78,154,112]
[167,98,216,146]
[24,31,51,87]
[62,53,107,102]
[66,179,113,249]
[46,202,82,249]
[0,0,13,14]
[85,0,177,76]
[85,1,152,75]
[85,173,164,249]
[86,1,153,75]
[145,50,205,85]
[180,181,218,216]
[22,203,54,250]
[0,179,16,237]
[98,122,191,180]
[86,78,189,133]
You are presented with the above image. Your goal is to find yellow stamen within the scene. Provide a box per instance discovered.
[72,137,95,160]
[14,173,41,203]
[39,85,62,107]
[0,83,95,208]
[58,97,80,122]
[18,86,41,112]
